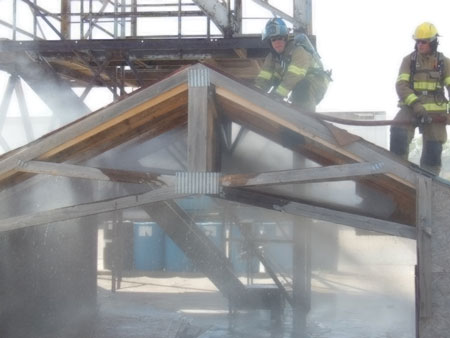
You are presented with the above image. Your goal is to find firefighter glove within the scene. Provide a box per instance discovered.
[417,114,433,126]
[412,101,427,118]
[413,102,432,133]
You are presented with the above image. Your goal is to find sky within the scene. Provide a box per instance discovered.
[0,0,449,148]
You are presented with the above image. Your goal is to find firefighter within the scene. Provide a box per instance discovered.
[390,22,450,175]
[254,18,330,112]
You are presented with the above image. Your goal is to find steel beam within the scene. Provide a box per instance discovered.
[0,75,17,132]
[0,52,90,125]
[14,79,35,142]
[22,0,64,39]
[0,36,266,54]
[192,0,238,36]
[251,0,300,28]
[293,0,312,34]
[61,0,71,39]
[0,19,43,40]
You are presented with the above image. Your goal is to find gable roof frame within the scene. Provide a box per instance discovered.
[0,63,424,232]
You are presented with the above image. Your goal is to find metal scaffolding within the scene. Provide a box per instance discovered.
[0,0,312,151]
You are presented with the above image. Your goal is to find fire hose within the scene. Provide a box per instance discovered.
[311,111,449,127]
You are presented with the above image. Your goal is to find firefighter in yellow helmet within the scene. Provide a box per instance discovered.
[390,22,450,175]
[254,18,331,112]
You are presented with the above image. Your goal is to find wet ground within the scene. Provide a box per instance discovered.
[93,267,415,338]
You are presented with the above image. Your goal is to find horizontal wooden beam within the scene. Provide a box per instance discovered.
[0,186,187,232]
[15,160,175,186]
[220,188,416,239]
[221,162,386,187]
[15,160,389,191]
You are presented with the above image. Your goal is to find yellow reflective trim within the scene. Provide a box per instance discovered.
[405,93,418,106]
[413,81,438,91]
[287,65,307,76]
[423,102,448,111]
[257,70,272,80]
[397,73,410,82]
[445,76,450,86]
[275,85,289,97]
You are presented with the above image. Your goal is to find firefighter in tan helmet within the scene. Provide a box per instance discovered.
[254,18,331,112]
[390,22,450,175]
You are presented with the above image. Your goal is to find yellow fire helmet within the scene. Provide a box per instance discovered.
[413,22,439,41]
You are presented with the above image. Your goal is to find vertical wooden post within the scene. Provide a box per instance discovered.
[416,175,432,321]
[417,178,450,338]
[187,66,218,172]
[293,219,311,336]
[292,155,312,337]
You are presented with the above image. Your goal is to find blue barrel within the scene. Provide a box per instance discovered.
[133,222,164,271]
[229,225,259,274]
[164,235,194,272]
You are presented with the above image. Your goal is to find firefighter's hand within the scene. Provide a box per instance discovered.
[412,101,427,117]
[415,111,432,134]
[417,114,433,126]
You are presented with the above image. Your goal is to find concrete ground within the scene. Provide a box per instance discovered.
[91,266,415,338]
[94,272,229,338]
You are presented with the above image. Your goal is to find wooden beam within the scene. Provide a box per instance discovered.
[293,218,311,333]
[416,175,432,318]
[0,69,188,182]
[221,162,386,187]
[215,85,416,188]
[0,186,187,232]
[138,199,247,300]
[15,160,175,185]
[208,64,417,188]
[220,188,416,239]
[233,48,247,58]
[187,66,217,171]
[43,83,187,159]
